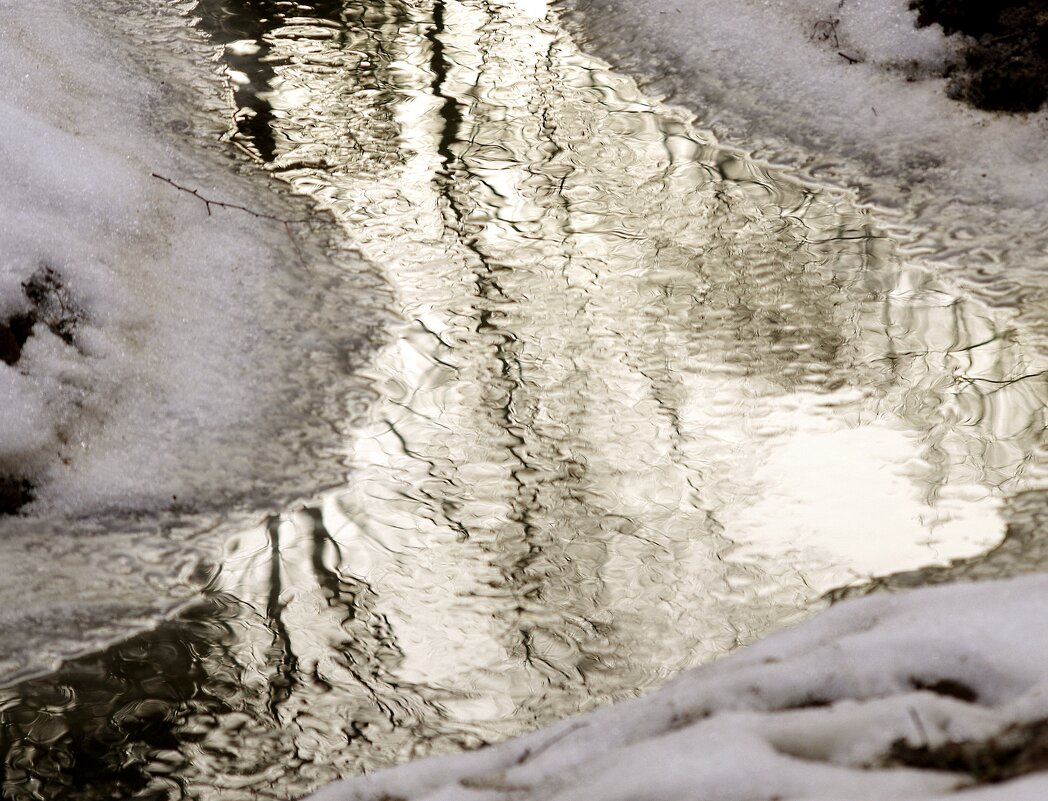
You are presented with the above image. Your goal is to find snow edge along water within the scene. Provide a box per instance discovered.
[307,573,1048,801]
[0,0,394,683]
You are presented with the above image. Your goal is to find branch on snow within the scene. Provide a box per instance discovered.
[150,173,310,224]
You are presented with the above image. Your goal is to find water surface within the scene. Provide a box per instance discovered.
[3,0,1048,798]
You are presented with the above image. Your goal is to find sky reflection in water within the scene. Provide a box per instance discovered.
[3,0,1048,798]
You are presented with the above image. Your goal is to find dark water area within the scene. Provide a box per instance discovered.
[4,0,1048,798]
[1,518,453,801]
[193,0,352,160]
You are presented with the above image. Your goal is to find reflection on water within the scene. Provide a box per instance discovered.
[4,0,1048,798]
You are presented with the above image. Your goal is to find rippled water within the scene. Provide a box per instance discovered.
[4,0,1048,798]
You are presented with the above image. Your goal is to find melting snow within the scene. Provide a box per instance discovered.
[560,0,1048,323]
[309,573,1048,800]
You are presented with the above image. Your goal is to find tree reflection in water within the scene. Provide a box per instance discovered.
[4,0,1048,798]
[0,510,472,800]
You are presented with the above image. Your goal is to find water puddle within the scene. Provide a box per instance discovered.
[3,0,1048,798]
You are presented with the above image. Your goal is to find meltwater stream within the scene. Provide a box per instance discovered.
[4,0,1048,798]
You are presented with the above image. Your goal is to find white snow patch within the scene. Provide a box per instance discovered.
[0,0,384,514]
[559,0,1048,320]
[777,0,956,69]
[307,574,1048,800]
[0,0,387,681]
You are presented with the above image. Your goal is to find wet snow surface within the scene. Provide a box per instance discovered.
[0,1,389,681]
[560,0,1048,328]
[3,0,1048,799]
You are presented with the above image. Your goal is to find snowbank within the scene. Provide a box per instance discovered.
[558,0,1048,339]
[0,1,389,681]
[308,573,1048,800]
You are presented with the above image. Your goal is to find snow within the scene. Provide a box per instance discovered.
[0,0,388,681]
[3,0,1047,796]
[0,2,352,514]
[827,0,953,68]
[308,573,1048,800]
[558,0,1048,329]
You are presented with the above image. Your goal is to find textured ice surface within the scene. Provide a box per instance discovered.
[0,1,388,681]
[308,573,1048,800]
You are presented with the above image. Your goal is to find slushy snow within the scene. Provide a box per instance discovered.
[560,0,1048,338]
[0,1,386,515]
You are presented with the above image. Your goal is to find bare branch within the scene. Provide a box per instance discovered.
[151,173,310,224]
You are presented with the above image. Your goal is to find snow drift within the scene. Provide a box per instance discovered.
[0,0,389,681]
[308,573,1048,800]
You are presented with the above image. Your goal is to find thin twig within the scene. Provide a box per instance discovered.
[909,707,930,748]
[514,722,587,766]
[151,173,310,224]
[957,370,1048,388]
[283,221,307,264]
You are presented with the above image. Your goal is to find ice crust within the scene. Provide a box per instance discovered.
[309,573,1048,800]
[0,1,388,680]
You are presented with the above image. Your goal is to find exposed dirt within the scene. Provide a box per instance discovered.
[0,266,79,366]
[889,719,1048,784]
[0,476,33,516]
[910,678,980,704]
[910,0,1048,112]
[0,266,79,514]
[0,312,34,366]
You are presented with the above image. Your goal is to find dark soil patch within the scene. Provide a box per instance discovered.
[779,695,835,711]
[0,313,35,366]
[0,476,34,516]
[0,266,79,515]
[0,266,79,367]
[910,677,980,704]
[910,0,1048,112]
[22,266,78,346]
[889,719,1048,783]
